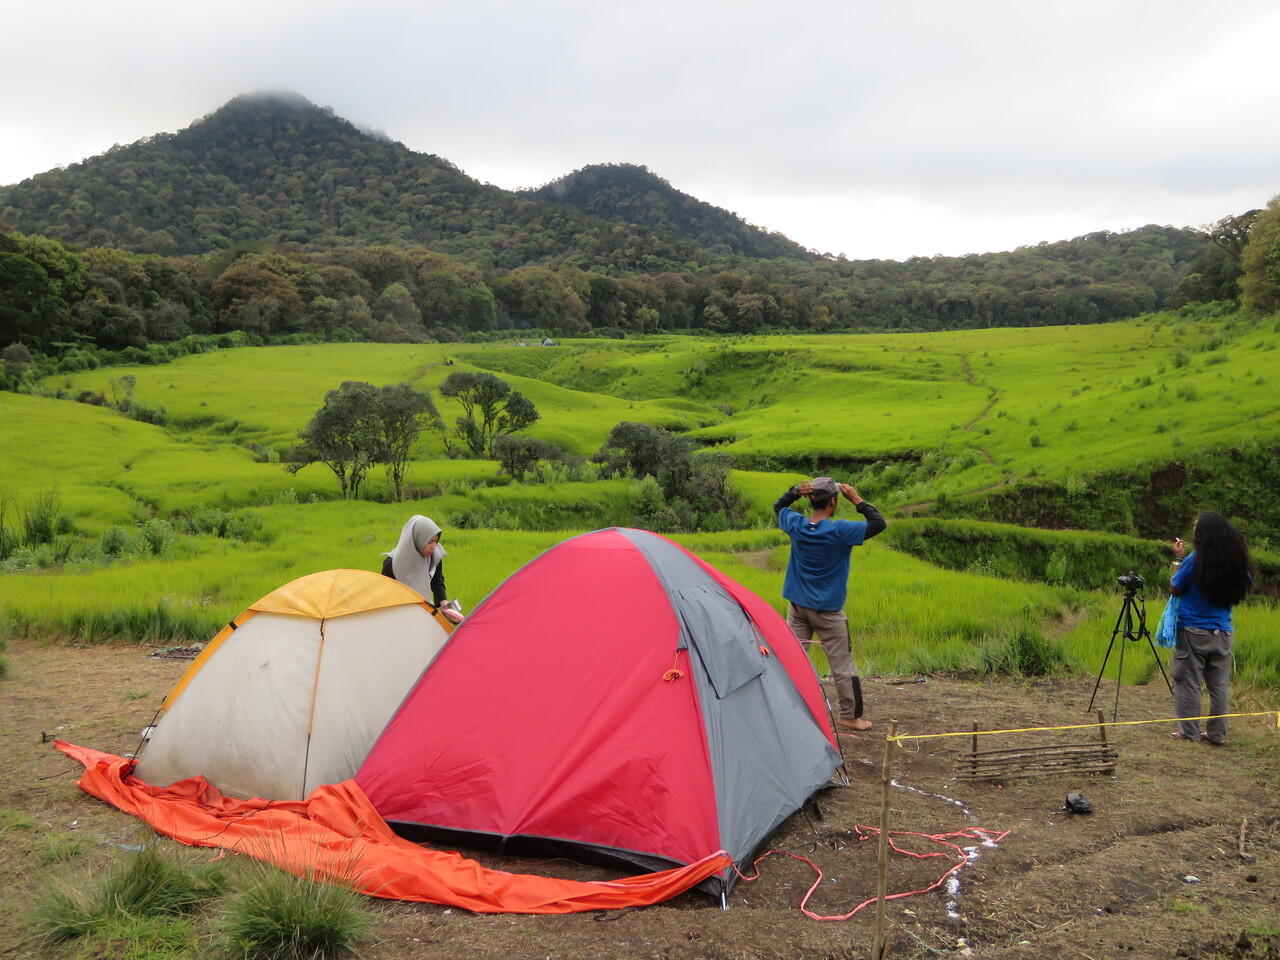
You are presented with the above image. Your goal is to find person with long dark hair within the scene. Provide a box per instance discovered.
[1169,511,1254,745]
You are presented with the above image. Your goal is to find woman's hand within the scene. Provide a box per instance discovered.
[1173,537,1187,559]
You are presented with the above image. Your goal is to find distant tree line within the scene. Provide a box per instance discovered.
[7,213,1263,386]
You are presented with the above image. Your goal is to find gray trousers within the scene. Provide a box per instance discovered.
[786,603,860,721]
[1172,626,1233,743]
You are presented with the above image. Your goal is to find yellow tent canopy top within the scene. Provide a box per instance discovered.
[159,569,450,714]
[251,568,427,620]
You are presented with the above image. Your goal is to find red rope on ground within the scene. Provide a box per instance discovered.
[731,825,1010,921]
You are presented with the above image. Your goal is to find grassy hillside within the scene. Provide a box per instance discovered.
[49,342,720,456]
[6,313,1280,692]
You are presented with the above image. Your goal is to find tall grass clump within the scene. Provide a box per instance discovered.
[222,861,369,960]
[29,844,225,946]
[976,625,1069,677]
[0,488,68,561]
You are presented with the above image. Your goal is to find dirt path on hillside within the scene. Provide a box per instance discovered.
[899,478,1016,517]
[958,354,1000,434]
[2,641,1276,959]
[889,354,1009,519]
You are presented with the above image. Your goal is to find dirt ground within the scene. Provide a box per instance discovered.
[1,638,1277,960]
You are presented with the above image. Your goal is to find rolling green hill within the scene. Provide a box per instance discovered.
[5,318,1279,690]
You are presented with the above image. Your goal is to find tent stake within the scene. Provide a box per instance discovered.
[872,720,897,960]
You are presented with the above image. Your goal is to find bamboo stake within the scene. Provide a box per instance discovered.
[971,721,978,779]
[872,720,897,960]
[1096,710,1112,774]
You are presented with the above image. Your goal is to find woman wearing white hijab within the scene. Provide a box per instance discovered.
[381,515,448,607]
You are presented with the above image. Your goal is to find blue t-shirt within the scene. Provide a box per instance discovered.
[1170,552,1234,632]
[778,507,868,612]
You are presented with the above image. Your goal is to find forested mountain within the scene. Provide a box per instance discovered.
[523,164,812,260]
[1,91,1247,368]
[0,93,799,271]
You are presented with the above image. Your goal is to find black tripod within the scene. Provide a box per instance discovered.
[1086,573,1174,722]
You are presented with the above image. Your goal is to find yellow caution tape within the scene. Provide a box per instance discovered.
[888,711,1280,744]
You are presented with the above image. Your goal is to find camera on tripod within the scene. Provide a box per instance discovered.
[1116,571,1144,592]
[1088,569,1172,720]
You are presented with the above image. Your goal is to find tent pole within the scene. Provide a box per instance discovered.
[871,720,897,960]
[299,618,327,797]
[819,681,851,779]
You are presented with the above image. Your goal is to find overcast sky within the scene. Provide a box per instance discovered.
[4,0,1279,260]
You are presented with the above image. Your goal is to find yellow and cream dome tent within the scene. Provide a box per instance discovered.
[135,568,454,801]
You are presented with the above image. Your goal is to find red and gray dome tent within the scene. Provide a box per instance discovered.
[358,527,844,901]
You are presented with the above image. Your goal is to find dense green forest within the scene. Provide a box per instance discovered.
[0,93,792,269]
[2,93,1279,372]
[0,217,1252,376]
[523,163,811,260]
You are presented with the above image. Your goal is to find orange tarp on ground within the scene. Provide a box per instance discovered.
[57,741,731,914]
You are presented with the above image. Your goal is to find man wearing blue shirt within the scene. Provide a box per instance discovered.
[775,477,887,732]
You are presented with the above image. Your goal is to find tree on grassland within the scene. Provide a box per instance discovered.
[376,384,442,501]
[292,381,384,498]
[593,421,743,531]
[492,433,568,481]
[438,371,539,457]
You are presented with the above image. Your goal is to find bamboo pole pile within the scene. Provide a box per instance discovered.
[954,711,1118,780]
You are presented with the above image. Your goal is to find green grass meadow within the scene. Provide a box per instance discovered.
[5,311,1280,697]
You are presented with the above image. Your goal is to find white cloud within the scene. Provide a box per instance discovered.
[2,0,1278,258]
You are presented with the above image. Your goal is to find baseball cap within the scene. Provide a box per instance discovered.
[810,477,838,497]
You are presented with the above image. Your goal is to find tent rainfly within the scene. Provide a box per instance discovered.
[136,568,454,801]
[357,528,842,899]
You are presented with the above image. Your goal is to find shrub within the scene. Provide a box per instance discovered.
[224,511,268,543]
[94,844,225,918]
[21,490,62,547]
[100,526,136,558]
[699,509,729,533]
[493,433,567,481]
[2,547,39,572]
[140,519,175,556]
[1045,550,1068,584]
[186,507,229,536]
[29,845,224,946]
[1011,627,1066,676]
[221,863,368,960]
[1029,434,1042,448]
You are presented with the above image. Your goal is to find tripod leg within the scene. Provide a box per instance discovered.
[1087,601,1129,713]
[1132,593,1174,697]
[1143,632,1174,696]
[1114,621,1127,724]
